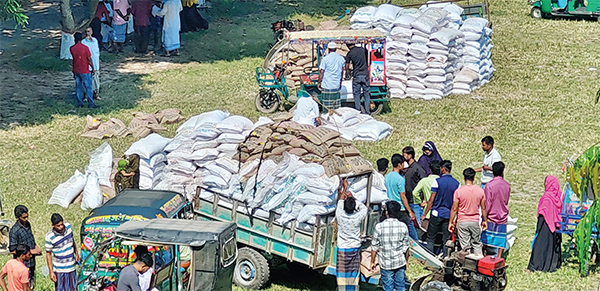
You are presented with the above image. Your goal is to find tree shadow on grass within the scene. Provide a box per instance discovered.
[177,0,372,63]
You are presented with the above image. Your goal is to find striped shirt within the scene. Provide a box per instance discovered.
[45,222,76,273]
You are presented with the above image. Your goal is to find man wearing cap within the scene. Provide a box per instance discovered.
[318,42,346,111]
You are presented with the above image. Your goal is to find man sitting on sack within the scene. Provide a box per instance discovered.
[292,95,321,126]
[318,41,345,111]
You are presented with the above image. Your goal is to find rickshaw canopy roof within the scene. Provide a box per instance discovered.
[115,218,236,247]
[286,29,386,43]
[86,190,187,219]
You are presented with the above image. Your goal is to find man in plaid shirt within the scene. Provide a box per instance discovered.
[371,201,410,291]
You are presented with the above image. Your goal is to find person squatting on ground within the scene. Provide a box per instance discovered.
[402,146,427,229]
[116,253,153,291]
[385,154,418,240]
[422,160,460,254]
[475,136,501,189]
[70,32,98,108]
[82,27,101,100]
[0,245,33,291]
[45,213,79,291]
[371,201,410,291]
[345,43,371,114]
[9,206,42,290]
[292,95,321,126]
[481,161,511,257]
[448,168,488,257]
[335,180,368,291]
[152,0,182,56]
[318,42,346,111]
[527,175,562,272]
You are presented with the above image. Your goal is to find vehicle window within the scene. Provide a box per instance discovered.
[193,242,216,272]
[221,236,236,267]
[154,246,174,271]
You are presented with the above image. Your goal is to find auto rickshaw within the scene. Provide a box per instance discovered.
[78,190,193,290]
[78,218,237,291]
[255,30,389,115]
[530,0,600,19]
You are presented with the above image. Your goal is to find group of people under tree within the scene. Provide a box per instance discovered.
[91,0,183,56]
[335,136,514,291]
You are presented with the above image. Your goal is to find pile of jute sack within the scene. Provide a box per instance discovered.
[351,3,494,99]
[50,110,390,231]
[132,110,388,230]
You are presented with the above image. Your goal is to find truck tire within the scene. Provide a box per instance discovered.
[255,89,280,114]
[234,247,270,290]
[420,281,451,291]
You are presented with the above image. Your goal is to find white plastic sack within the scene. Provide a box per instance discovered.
[354,120,392,141]
[139,175,153,190]
[177,110,229,133]
[297,192,334,205]
[60,32,75,59]
[216,116,254,134]
[297,204,336,223]
[125,133,171,159]
[87,142,113,187]
[216,157,239,174]
[370,187,387,203]
[251,116,274,130]
[203,175,228,188]
[81,172,104,210]
[293,163,325,178]
[217,133,245,145]
[374,4,402,22]
[192,139,219,151]
[206,162,233,182]
[141,153,167,168]
[49,170,86,208]
[460,17,488,33]
[351,6,377,23]
[190,148,219,161]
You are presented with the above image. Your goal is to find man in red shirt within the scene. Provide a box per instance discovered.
[131,0,153,53]
[70,32,98,108]
[449,168,488,257]
[0,245,32,291]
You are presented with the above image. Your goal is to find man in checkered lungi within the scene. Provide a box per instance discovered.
[318,41,345,111]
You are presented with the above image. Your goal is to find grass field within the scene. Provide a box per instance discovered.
[3,0,600,289]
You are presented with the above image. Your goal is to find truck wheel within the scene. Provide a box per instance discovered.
[361,102,384,115]
[255,89,280,114]
[420,281,451,291]
[234,247,270,290]
[531,7,542,19]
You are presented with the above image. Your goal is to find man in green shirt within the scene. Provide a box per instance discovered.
[413,160,441,225]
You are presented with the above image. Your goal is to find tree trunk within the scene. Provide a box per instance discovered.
[59,0,75,33]
[75,0,99,32]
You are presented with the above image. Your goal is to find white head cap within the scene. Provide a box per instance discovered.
[327,42,337,50]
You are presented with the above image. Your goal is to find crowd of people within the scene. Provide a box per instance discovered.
[335,136,512,291]
[69,0,188,108]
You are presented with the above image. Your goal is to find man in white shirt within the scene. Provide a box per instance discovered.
[82,27,101,100]
[318,42,345,111]
[335,179,368,290]
[292,96,321,126]
[474,136,501,189]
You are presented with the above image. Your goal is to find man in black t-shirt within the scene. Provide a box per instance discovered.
[345,43,371,114]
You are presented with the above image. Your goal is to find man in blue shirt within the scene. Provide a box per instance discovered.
[422,160,460,254]
[318,41,345,110]
[385,154,418,240]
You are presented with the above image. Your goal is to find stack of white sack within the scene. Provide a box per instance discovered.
[154,110,260,201]
[419,1,464,29]
[386,10,417,98]
[452,67,480,94]
[139,153,167,190]
[405,9,447,99]
[124,133,172,189]
[372,4,402,34]
[319,108,393,141]
[423,27,465,100]
[350,6,376,30]
[458,17,494,91]
[346,171,388,204]
[49,142,114,210]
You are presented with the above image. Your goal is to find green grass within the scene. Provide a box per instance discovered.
[3,0,600,289]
